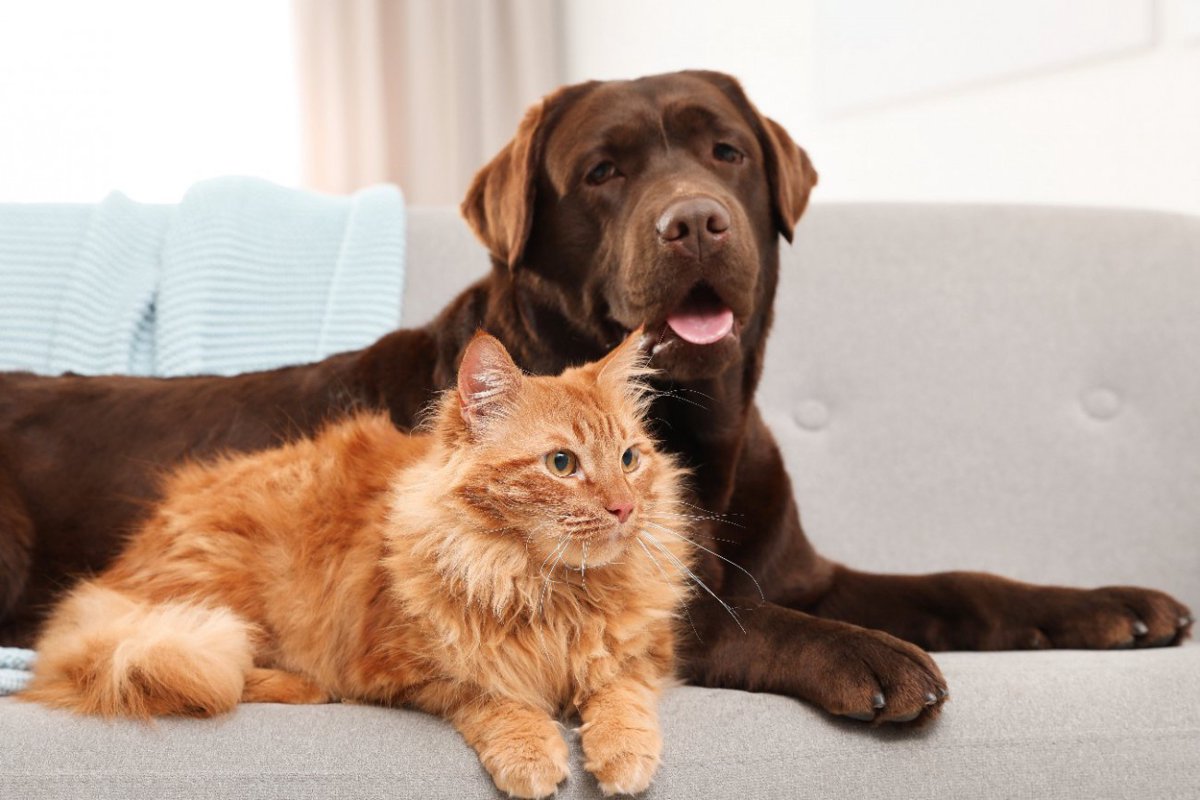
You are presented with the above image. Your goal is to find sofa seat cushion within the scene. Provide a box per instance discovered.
[3,643,1196,799]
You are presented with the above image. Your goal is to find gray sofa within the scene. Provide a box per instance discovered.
[2,204,1198,799]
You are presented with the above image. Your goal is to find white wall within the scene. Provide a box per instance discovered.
[2,1,1194,212]
[561,0,1200,216]
[0,0,300,203]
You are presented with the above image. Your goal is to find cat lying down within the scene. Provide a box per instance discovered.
[22,331,696,799]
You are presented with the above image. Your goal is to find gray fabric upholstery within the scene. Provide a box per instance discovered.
[772,204,1200,608]
[4,646,1198,798]
[4,204,1197,798]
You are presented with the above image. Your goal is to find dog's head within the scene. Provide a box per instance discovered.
[462,70,817,381]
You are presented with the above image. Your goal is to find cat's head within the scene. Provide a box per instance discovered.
[438,330,684,571]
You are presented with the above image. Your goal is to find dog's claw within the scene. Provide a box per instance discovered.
[923,692,938,706]
[871,692,886,709]
[1132,620,1149,636]
[1180,615,1194,627]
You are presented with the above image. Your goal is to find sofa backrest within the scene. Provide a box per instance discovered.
[404,204,1200,608]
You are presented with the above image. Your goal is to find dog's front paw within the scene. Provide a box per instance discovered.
[810,626,948,725]
[479,726,570,799]
[581,714,662,796]
[1023,586,1192,650]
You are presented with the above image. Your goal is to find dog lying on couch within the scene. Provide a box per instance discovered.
[0,71,1190,726]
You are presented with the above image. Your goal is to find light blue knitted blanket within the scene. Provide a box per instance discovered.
[0,176,406,377]
[0,648,35,695]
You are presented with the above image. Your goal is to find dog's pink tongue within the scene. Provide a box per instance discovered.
[666,306,734,345]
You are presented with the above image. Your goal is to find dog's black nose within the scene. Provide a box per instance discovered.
[656,197,730,260]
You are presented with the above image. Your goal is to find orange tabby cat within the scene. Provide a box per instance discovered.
[23,331,693,798]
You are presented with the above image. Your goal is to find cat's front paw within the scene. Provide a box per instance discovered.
[480,727,570,799]
[580,715,662,796]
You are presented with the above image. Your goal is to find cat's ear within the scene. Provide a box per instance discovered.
[457,332,522,434]
[592,327,654,395]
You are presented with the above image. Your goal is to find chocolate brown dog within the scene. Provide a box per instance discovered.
[0,71,1191,724]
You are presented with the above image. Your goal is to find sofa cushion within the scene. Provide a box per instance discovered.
[765,204,1200,610]
[2,643,1196,799]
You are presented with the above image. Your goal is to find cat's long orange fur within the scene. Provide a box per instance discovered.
[23,332,693,798]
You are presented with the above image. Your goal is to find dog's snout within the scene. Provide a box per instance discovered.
[656,197,731,260]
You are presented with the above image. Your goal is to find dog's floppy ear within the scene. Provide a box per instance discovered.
[462,82,597,269]
[689,71,818,243]
[758,116,818,242]
[461,101,548,270]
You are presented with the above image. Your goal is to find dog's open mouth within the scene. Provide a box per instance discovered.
[664,283,736,345]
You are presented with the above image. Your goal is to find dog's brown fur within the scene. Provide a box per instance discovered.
[0,71,1191,725]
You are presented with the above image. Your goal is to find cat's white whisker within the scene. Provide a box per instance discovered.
[649,389,707,411]
[580,541,588,589]
[642,520,765,603]
[533,538,572,620]
[647,510,743,528]
[532,541,570,661]
[635,536,663,574]
[640,531,745,634]
[667,386,715,401]
[643,501,746,529]
[677,499,745,521]
[636,536,702,642]
[536,533,569,577]
[643,515,740,545]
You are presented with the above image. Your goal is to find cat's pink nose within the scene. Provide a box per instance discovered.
[606,501,633,525]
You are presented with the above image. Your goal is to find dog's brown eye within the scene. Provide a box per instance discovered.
[713,143,744,164]
[585,161,618,185]
[545,450,578,477]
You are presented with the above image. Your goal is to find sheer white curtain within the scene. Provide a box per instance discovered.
[293,0,562,205]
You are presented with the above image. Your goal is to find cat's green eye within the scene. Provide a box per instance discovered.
[545,449,578,477]
[621,447,640,473]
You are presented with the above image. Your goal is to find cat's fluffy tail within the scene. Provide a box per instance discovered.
[22,582,254,718]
